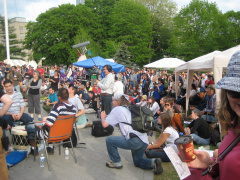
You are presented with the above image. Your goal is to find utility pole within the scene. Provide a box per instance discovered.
[3,0,10,61]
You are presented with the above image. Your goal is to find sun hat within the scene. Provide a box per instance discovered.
[141,95,147,100]
[215,51,240,92]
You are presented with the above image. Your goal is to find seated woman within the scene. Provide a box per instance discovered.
[185,109,211,145]
[145,113,179,162]
[136,95,147,107]
[147,96,160,116]
[171,105,185,135]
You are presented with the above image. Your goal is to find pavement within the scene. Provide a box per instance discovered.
[7,105,155,180]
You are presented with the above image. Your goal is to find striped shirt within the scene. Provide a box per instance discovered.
[37,102,77,140]
[45,102,77,127]
[0,91,25,114]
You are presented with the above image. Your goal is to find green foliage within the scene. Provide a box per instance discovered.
[114,43,131,67]
[139,0,178,61]
[224,10,240,46]
[24,4,96,65]
[109,0,153,65]
[167,0,231,61]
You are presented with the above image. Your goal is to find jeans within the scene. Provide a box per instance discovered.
[129,81,135,88]
[106,136,154,170]
[192,134,210,145]
[14,84,21,93]
[2,113,33,127]
[145,150,170,162]
[101,94,113,115]
[201,115,218,122]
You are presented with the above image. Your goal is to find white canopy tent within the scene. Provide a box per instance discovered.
[144,58,186,68]
[175,45,240,115]
[27,60,38,69]
[4,59,26,66]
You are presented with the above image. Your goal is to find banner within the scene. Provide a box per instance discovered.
[59,72,77,83]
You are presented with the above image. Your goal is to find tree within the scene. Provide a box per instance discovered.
[0,15,26,60]
[167,0,231,61]
[24,4,96,65]
[138,0,178,61]
[109,0,153,65]
[224,10,240,46]
[114,43,131,67]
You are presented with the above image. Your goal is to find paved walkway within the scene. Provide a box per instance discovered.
[8,107,154,180]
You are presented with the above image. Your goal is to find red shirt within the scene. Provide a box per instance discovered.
[37,68,44,76]
[27,68,34,76]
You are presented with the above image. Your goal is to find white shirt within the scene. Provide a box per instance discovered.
[147,102,160,115]
[113,81,124,96]
[106,106,149,144]
[68,96,84,111]
[97,73,114,94]
[163,127,179,147]
[201,76,208,88]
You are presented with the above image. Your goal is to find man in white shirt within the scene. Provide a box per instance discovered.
[96,65,114,115]
[113,75,124,96]
[68,84,87,128]
[201,73,208,88]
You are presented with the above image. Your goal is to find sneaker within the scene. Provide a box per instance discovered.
[106,162,123,169]
[47,147,54,155]
[30,146,39,156]
[154,158,163,175]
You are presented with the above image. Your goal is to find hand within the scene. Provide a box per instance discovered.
[187,150,214,169]
[12,114,17,121]
[15,114,22,120]
[35,125,43,130]
[28,85,31,88]
[46,101,50,106]
[6,124,11,130]
[101,111,107,119]
[95,80,99,84]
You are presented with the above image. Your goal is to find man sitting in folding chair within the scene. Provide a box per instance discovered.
[25,88,77,155]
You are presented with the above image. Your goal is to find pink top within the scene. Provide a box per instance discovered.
[185,126,240,180]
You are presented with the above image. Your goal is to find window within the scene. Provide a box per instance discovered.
[20,34,24,38]
[19,26,24,31]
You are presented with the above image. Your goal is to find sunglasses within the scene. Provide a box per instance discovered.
[165,104,170,106]
[227,90,240,99]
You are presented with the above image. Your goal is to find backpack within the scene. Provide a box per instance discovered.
[91,121,114,137]
[63,128,78,148]
[210,125,221,146]
[122,105,155,133]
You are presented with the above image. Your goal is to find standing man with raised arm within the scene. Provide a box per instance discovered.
[96,65,114,115]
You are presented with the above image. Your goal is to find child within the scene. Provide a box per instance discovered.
[132,91,139,104]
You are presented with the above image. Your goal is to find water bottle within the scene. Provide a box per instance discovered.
[179,132,183,136]
[40,154,45,167]
[65,147,69,160]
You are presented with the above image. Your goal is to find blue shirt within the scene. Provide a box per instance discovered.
[154,84,164,100]
[48,92,58,103]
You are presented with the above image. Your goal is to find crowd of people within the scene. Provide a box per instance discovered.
[1,50,240,179]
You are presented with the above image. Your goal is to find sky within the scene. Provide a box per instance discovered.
[0,0,240,22]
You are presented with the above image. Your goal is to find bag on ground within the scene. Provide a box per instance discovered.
[91,121,114,137]
[63,128,77,148]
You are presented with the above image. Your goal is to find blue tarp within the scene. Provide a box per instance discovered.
[73,56,125,73]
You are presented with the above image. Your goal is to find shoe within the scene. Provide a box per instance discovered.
[38,118,43,121]
[154,158,163,175]
[47,147,54,155]
[106,162,123,169]
[30,146,39,156]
